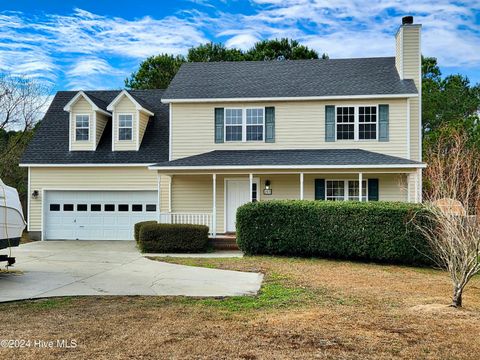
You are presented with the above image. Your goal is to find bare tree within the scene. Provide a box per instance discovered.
[0,74,50,159]
[415,128,480,307]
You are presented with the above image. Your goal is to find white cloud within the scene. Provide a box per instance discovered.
[224,33,261,49]
[0,8,209,88]
[0,1,478,90]
[66,58,125,90]
[202,0,480,68]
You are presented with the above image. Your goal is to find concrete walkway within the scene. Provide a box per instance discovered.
[0,241,263,302]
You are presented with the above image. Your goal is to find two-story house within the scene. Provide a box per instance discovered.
[21,16,424,241]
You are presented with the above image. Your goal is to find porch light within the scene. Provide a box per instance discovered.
[263,180,272,195]
[31,190,39,199]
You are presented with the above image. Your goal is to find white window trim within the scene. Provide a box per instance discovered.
[325,179,368,201]
[75,114,90,142]
[335,105,379,142]
[224,107,265,143]
[118,113,134,142]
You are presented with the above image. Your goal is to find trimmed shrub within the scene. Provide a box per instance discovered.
[134,220,157,242]
[236,200,433,265]
[138,223,209,253]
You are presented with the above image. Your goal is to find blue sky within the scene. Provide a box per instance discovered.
[1,0,479,92]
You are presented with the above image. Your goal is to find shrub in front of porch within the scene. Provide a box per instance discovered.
[138,223,209,253]
[236,200,432,265]
[134,220,157,242]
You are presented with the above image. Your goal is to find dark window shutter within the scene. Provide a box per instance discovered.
[325,105,335,142]
[314,179,326,200]
[265,107,275,143]
[378,104,389,142]
[368,179,379,201]
[214,108,224,143]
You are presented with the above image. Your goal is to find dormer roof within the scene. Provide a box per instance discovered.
[63,90,111,116]
[106,90,154,116]
[21,89,168,165]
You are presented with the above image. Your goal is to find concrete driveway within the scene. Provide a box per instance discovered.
[0,241,263,302]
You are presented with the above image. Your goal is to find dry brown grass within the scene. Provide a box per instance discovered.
[1,256,479,360]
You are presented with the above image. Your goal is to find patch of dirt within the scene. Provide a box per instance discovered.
[0,257,479,359]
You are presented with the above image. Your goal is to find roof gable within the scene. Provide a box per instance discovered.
[107,90,154,116]
[63,91,111,115]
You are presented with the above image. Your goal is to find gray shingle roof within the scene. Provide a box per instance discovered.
[152,149,424,168]
[162,57,418,100]
[127,90,154,112]
[83,91,110,112]
[21,89,168,164]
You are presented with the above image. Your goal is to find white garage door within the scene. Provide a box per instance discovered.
[44,191,158,240]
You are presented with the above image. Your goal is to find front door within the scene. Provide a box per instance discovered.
[225,180,250,232]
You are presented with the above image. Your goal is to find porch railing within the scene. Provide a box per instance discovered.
[158,212,213,233]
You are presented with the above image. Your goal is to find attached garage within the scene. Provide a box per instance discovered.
[44,190,158,240]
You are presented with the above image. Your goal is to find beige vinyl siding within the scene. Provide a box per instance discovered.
[70,97,94,151]
[402,26,421,87]
[395,28,403,76]
[171,99,409,160]
[409,98,420,161]
[95,112,109,148]
[160,175,170,212]
[113,96,137,151]
[28,167,169,232]
[170,172,408,234]
[138,112,150,145]
[396,24,421,162]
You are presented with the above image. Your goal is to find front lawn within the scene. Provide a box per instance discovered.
[1,256,479,359]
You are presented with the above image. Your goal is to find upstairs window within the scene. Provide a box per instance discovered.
[335,106,378,141]
[246,108,264,141]
[118,114,133,141]
[336,107,354,140]
[225,108,264,142]
[75,114,89,141]
[359,106,377,140]
[225,109,242,141]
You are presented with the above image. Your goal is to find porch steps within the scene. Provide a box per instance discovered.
[209,234,238,250]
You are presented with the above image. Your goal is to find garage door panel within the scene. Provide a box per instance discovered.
[44,190,157,240]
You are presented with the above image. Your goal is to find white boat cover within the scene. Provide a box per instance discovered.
[0,179,26,246]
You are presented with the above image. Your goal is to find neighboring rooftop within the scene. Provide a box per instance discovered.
[151,149,425,169]
[21,89,168,165]
[162,57,418,101]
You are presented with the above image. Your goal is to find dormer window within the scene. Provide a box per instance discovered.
[106,90,154,151]
[118,114,133,141]
[75,115,90,141]
[64,91,111,151]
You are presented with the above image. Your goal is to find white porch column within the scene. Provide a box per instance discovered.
[358,172,363,201]
[407,173,411,203]
[212,173,217,238]
[414,171,419,203]
[300,173,304,200]
[417,168,423,203]
[157,174,162,223]
[249,173,253,202]
[168,175,172,213]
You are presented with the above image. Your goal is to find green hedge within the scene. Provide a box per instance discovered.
[138,223,209,253]
[134,220,157,242]
[236,200,432,265]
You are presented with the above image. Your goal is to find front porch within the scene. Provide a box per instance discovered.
[154,170,422,238]
[149,149,426,237]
